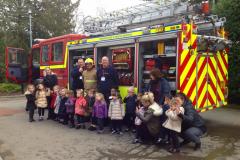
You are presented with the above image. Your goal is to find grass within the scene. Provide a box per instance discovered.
[0,83,21,94]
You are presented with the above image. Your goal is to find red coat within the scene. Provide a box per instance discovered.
[50,92,57,109]
[75,96,87,116]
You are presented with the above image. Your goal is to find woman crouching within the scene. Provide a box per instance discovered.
[135,92,163,143]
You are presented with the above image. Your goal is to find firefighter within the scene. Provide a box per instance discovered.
[71,58,85,95]
[82,58,97,92]
[148,68,171,105]
[97,56,119,105]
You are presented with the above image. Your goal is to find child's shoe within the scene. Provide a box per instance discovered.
[97,130,104,134]
[111,130,117,134]
[88,126,97,131]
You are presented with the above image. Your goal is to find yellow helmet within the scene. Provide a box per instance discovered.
[85,58,94,64]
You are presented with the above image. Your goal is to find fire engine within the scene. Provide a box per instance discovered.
[5,0,230,112]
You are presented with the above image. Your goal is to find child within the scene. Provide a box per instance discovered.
[25,84,36,122]
[35,83,50,121]
[54,87,61,121]
[133,93,144,143]
[108,91,125,135]
[58,88,68,125]
[123,86,137,132]
[163,99,184,153]
[157,95,172,144]
[92,93,108,134]
[75,89,87,129]
[49,85,60,120]
[85,89,97,131]
[65,90,76,128]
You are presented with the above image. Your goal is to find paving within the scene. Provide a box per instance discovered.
[0,96,240,160]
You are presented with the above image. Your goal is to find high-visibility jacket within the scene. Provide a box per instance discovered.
[83,68,97,91]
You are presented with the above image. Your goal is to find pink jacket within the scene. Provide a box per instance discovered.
[75,96,87,116]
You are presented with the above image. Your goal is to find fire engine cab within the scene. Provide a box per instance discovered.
[5,0,230,112]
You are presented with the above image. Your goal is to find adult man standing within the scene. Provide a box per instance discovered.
[82,58,97,92]
[71,58,85,94]
[97,56,119,104]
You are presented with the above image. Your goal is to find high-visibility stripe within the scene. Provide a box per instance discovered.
[85,80,97,83]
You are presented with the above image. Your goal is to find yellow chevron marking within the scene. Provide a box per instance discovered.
[180,49,189,65]
[183,59,197,100]
[208,84,217,105]
[218,53,227,75]
[180,54,196,86]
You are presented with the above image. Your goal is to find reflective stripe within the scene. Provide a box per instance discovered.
[85,80,97,83]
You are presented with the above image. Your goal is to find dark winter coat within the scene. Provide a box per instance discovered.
[97,66,119,94]
[71,66,84,90]
[25,91,36,110]
[86,95,95,114]
[149,78,171,105]
[178,99,206,132]
[58,97,68,115]
[123,95,137,114]
[43,74,58,90]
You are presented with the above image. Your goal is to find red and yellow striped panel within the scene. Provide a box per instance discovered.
[178,23,228,112]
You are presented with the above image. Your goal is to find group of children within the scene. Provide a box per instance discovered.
[25,83,136,134]
[25,83,185,153]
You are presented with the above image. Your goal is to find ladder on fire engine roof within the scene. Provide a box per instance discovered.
[81,0,227,37]
[83,0,189,35]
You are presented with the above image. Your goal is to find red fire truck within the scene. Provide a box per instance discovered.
[5,1,230,112]
[5,34,86,86]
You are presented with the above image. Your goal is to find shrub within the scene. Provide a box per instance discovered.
[0,83,21,93]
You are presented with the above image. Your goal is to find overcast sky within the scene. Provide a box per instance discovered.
[78,0,143,16]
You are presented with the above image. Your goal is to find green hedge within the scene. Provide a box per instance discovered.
[0,83,21,93]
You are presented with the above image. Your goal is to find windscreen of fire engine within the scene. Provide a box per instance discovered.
[8,48,27,67]
[32,48,40,65]
[52,42,63,62]
[42,45,49,63]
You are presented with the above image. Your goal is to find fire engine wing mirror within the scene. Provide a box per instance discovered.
[5,47,29,83]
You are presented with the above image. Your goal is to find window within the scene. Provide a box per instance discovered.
[32,48,40,65]
[52,42,63,62]
[8,48,28,67]
[42,45,49,63]
[8,49,21,64]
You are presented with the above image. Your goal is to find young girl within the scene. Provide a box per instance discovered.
[25,84,36,122]
[35,83,50,121]
[123,86,137,132]
[58,88,68,125]
[108,91,125,135]
[133,93,144,143]
[65,90,76,128]
[163,99,184,153]
[85,89,97,131]
[75,89,87,129]
[157,95,172,144]
[49,85,60,120]
[54,87,61,121]
[92,93,108,134]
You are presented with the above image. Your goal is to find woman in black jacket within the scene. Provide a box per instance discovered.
[175,93,207,150]
[148,68,171,105]
[43,67,58,120]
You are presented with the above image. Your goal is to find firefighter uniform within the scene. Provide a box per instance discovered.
[83,58,97,92]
